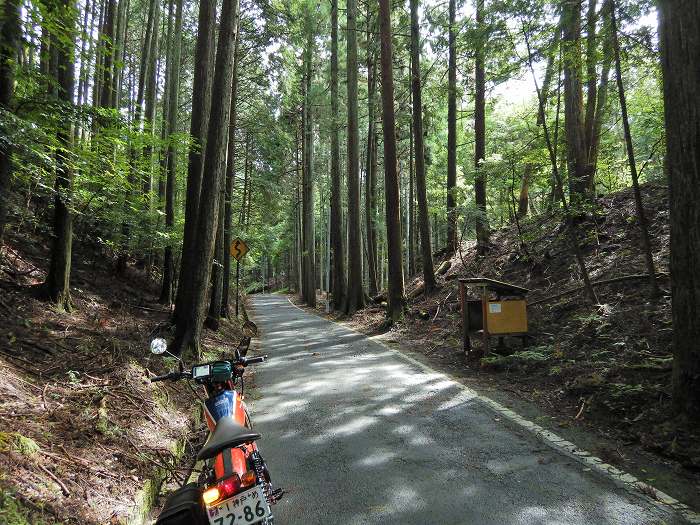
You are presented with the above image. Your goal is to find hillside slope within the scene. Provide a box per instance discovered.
[0,222,244,523]
[336,182,700,505]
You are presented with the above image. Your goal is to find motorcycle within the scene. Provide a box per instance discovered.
[150,324,281,525]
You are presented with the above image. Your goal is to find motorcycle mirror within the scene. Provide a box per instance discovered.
[150,338,168,355]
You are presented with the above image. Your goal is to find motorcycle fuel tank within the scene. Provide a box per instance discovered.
[204,390,237,424]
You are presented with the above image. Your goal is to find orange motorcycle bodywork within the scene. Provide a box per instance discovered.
[203,385,257,481]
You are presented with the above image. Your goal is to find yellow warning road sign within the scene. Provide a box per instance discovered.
[230,237,249,261]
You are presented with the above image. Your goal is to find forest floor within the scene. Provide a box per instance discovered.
[300,182,700,511]
[0,225,245,524]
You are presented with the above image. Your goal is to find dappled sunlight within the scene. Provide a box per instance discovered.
[244,295,682,524]
[355,449,399,467]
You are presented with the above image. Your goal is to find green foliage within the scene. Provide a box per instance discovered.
[0,432,40,458]
[0,490,53,525]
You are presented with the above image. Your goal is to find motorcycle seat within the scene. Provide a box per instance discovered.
[197,416,261,461]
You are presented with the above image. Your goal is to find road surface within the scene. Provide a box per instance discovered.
[247,294,684,525]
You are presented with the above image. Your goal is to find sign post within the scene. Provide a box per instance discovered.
[230,237,249,318]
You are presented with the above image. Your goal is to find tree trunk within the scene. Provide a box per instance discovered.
[296,143,303,294]
[139,0,160,226]
[0,0,20,251]
[206,188,226,329]
[301,22,316,308]
[330,0,345,310]
[408,118,415,276]
[159,0,182,304]
[562,0,588,202]
[44,0,77,311]
[173,0,217,320]
[609,2,658,299]
[222,33,241,318]
[172,0,239,355]
[112,0,128,108]
[659,0,700,421]
[586,0,613,189]
[210,2,241,325]
[99,0,116,108]
[239,133,249,226]
[89,0,104,111]
[583,0,598,160]
[537,24,561,126]
[474,0,489,255]
[518,164,533,218]
[446,0,457,255]
[410,0,436,293]
[378,0,406,321]
[155,0,171,273]
[365,19,379,297]
[136,0,158,191]
[74,0,90,140]
[344,0,364,313]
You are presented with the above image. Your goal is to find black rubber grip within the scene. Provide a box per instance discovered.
[151,371,181,382]
[245,355,267,364]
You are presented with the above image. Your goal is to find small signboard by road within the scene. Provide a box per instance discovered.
[230,237,249,261]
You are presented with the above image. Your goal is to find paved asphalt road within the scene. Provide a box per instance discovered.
[247,294,683,525]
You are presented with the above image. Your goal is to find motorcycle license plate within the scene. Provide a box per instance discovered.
[206,486,272,525]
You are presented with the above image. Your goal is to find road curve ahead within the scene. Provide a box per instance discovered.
[248,294,683,525]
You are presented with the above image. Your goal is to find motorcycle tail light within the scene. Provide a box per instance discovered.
[220,474,242,498]
[240,470,256,488]
[202,486,222,506]
[203,474,241,507]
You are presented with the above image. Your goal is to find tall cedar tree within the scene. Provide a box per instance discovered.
[410,0,436,292]
[658,0,700,420]
[408,125,415,275]
[585,0,613,189]
[301,19,316,307]
[474,0,489,254]
[446,0,457,254]
[99,0,116,109]
[610,1,658,297]
[330,0,345,309]
[156,0,173,273]
[378,0,406,321]
[159,0,183,304]
[0,0,20,250]
[222,35,241,318]
[208,0,241,328]
[582,0,598,187]
[365,11,379,297]
[562,0,588,202]
[172,0,239,355]
[345,0,364,313]
[142,0,160,201]
[174,0,217,318]
[140,0,160,196]
[44,0,77,311]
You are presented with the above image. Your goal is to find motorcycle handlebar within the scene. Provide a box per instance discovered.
[241,355,266,365]
[151,356,266,383]
[150,371,186,383]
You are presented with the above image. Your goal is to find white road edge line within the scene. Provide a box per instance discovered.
[279,295,700,524]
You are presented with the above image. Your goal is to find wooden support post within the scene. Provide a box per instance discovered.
[235,259,240,318]
[460,280,471,355]
[481,285,490,356]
